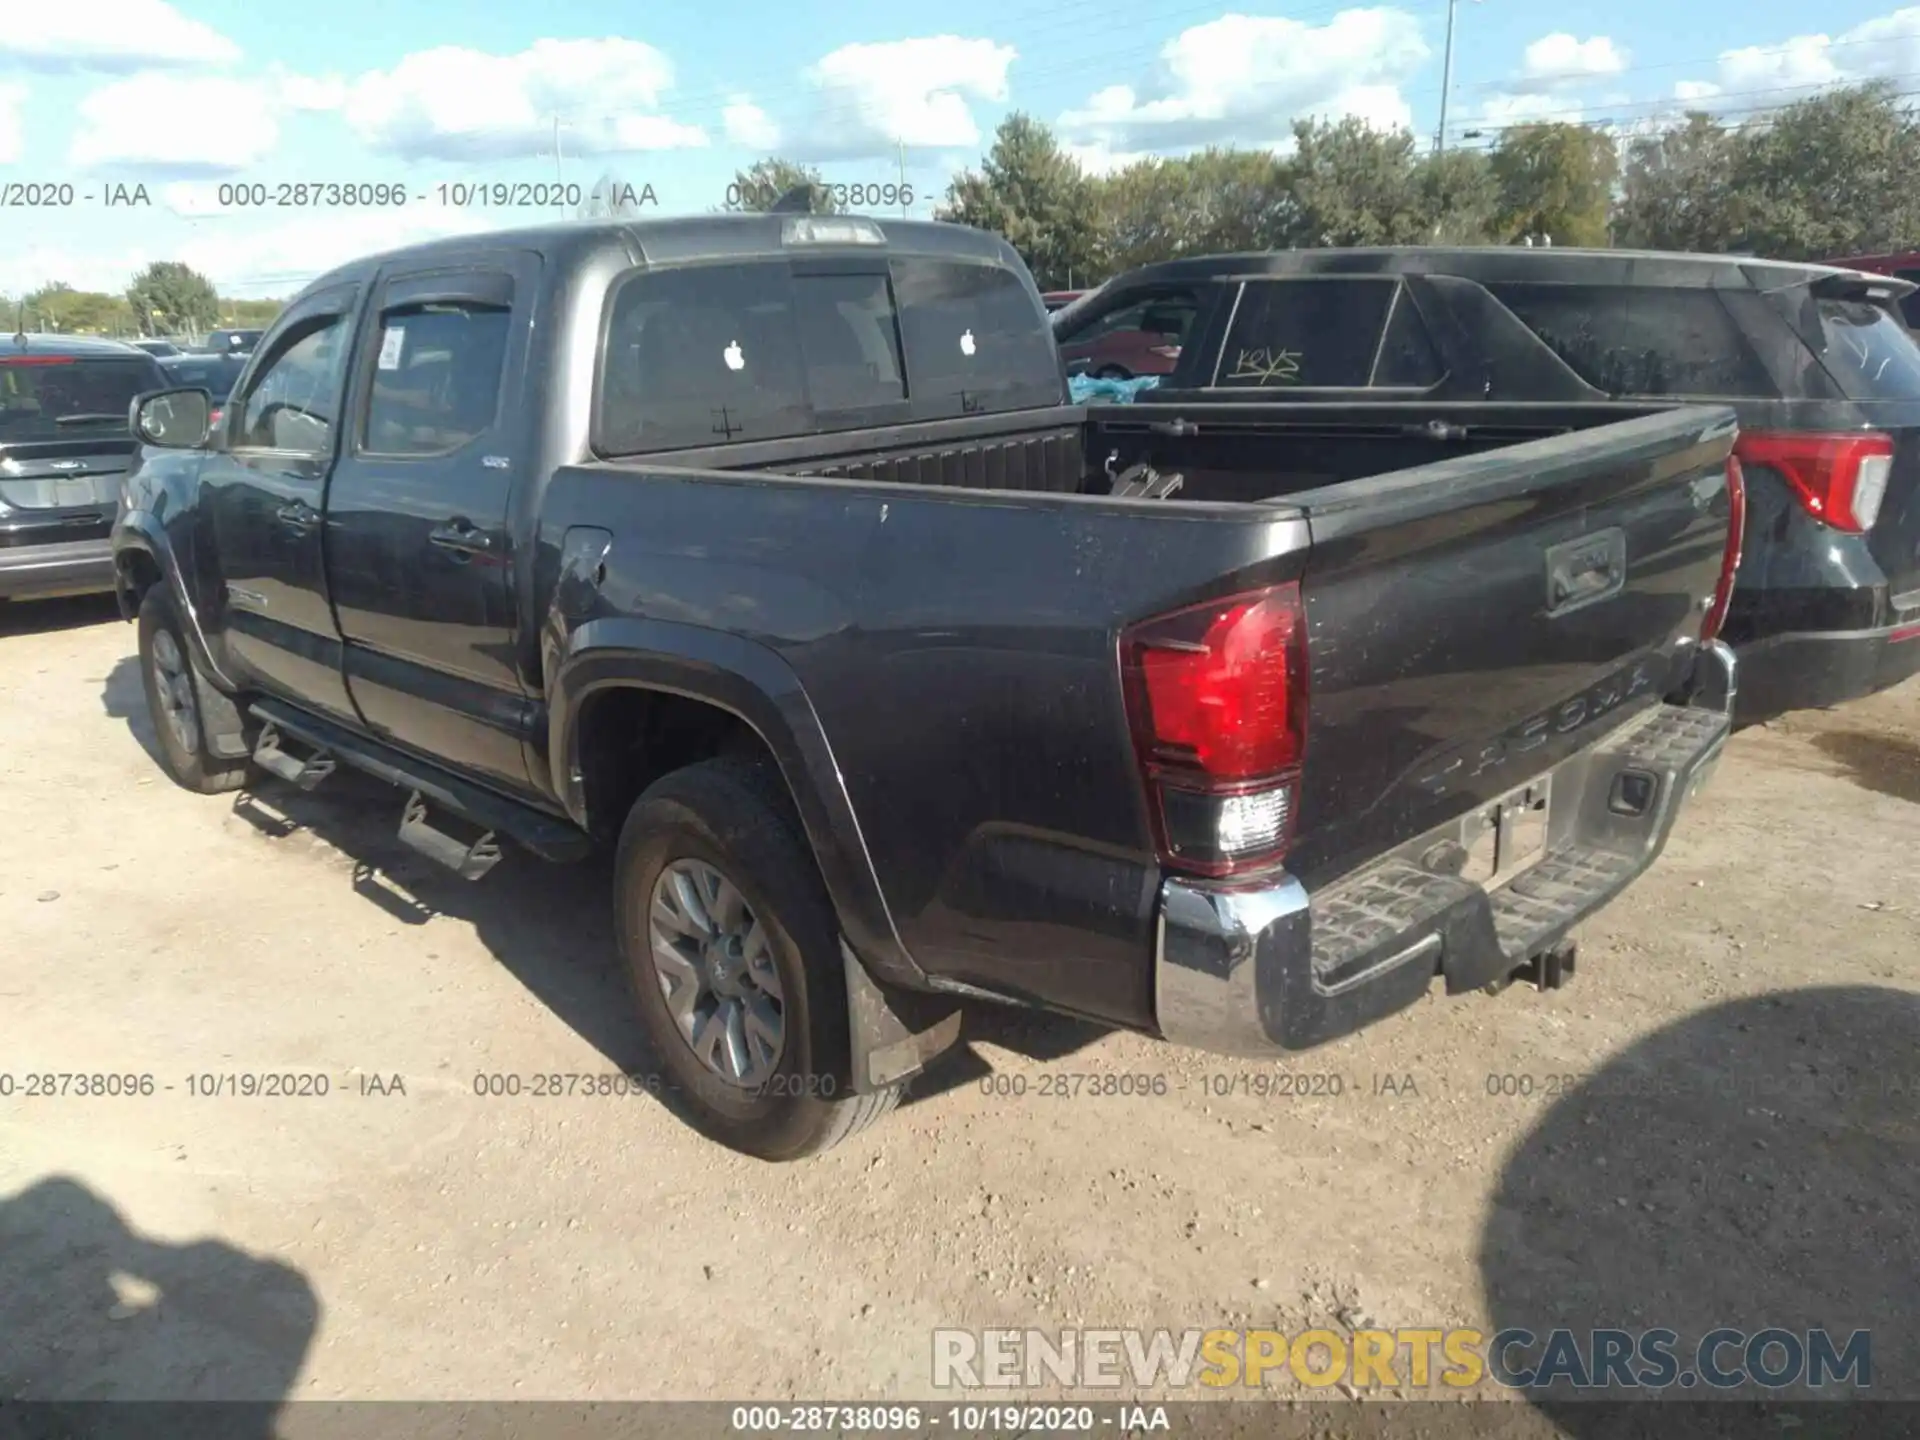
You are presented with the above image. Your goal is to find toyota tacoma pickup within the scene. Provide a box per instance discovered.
[113,214,1744,1160]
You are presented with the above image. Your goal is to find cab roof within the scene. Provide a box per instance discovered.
[299,214,1024,298]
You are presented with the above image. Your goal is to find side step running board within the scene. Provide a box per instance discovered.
[253,721,337,791]
[245,698,593,868]
[399,791,503,881]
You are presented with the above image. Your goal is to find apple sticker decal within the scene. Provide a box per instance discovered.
[723,340,745,371]
[959,329,976,357]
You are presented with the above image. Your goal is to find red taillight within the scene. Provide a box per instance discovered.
[208,406,224,428]
[0,355,76,366]
[1121,582,1308,877]
[1702,455,1747,642]
[1733,430,1894,534]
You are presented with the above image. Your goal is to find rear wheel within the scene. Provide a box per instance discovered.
[138,586,251,794]
[614,757,902,1160]
[1094,364,1133,380]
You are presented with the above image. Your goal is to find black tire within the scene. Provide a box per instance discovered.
[137,586,251,794]
[1094,364,1133,380]
[614,756,901,1160]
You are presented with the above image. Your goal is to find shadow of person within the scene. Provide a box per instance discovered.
[1481,986,1919,1430]
[0,1176,318,1437]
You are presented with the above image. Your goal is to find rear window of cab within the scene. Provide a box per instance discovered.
[593,256,1064,455]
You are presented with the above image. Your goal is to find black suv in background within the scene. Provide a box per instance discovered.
[1056,249,1920,725]
[1,333,167,601]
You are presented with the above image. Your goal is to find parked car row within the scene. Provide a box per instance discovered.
[1051,247,1920,726]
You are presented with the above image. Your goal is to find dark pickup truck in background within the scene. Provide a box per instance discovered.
[114,214,1741,1160]
[1054,249,1920,726]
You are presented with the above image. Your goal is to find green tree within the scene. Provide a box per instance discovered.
[219,297,287,328]
[19,283,135,334]
[725,157,841,214]
[1092,148,1292,275]
[1725,82,1920,259]
[1285,117,1429,247]
[1412,147,1501,244]
[125,261,218,336]
[939,113,1100,290]
[1490,122,1619,246]
[1612,113,1747,253]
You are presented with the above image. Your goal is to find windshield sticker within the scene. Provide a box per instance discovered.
[377,326,406,371]
[960,329,977,357]
[723,340,745,372]
[1228,347,1303,384]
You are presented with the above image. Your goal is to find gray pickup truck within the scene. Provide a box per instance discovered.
[113,214,1743,1159]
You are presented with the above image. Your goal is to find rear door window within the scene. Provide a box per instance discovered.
[1216,278,1400,389]
[0,356,156,443]
[363,301,514,456]
[1485,283,1779,398]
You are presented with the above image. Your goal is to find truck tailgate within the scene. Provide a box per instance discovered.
[1284,405,1740,890]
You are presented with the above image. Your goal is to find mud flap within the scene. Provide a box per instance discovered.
[191,664,252,760]
[842,941,963,1093]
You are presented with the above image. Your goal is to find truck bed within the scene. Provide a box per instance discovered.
[632,399,1680,505]
[549,401,1739,1028]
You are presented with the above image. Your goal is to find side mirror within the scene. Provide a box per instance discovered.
[132,387,212,449]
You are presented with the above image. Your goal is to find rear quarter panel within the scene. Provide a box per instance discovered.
[538,465,1308,1027]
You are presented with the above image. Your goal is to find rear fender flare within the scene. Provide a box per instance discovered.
[547,617,927,990]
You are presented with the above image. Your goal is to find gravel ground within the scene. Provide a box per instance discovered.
[1,593,1915,1426]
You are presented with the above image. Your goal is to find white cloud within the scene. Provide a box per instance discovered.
[1518,34,1629,86]
[70,74,284,173]
[1062,140,1157,176]
[0,0,240,73]
[1057,9,1429,156]
[0,206,500,300]
[794,36,1016,161]
[1710,9,1920,99]
[0,83,24,163]
[1674,79,1723,103]
[342,38,708,161]
[723,97,779,150]
[1718,34,1845,92]
[1470,91,1576,130]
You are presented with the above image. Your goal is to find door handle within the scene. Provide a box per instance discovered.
[275,501,319,534]
[428,518,495,556]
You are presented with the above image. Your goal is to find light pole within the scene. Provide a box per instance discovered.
[1433,0,1481,155]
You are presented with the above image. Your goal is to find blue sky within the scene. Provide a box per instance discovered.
[2,0,1918,299]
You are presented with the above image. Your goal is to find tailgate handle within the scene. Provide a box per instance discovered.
[1147,417,1199,437]
[1545,528,1628,616]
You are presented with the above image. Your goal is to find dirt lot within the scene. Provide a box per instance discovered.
[2,594,1916,1425]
